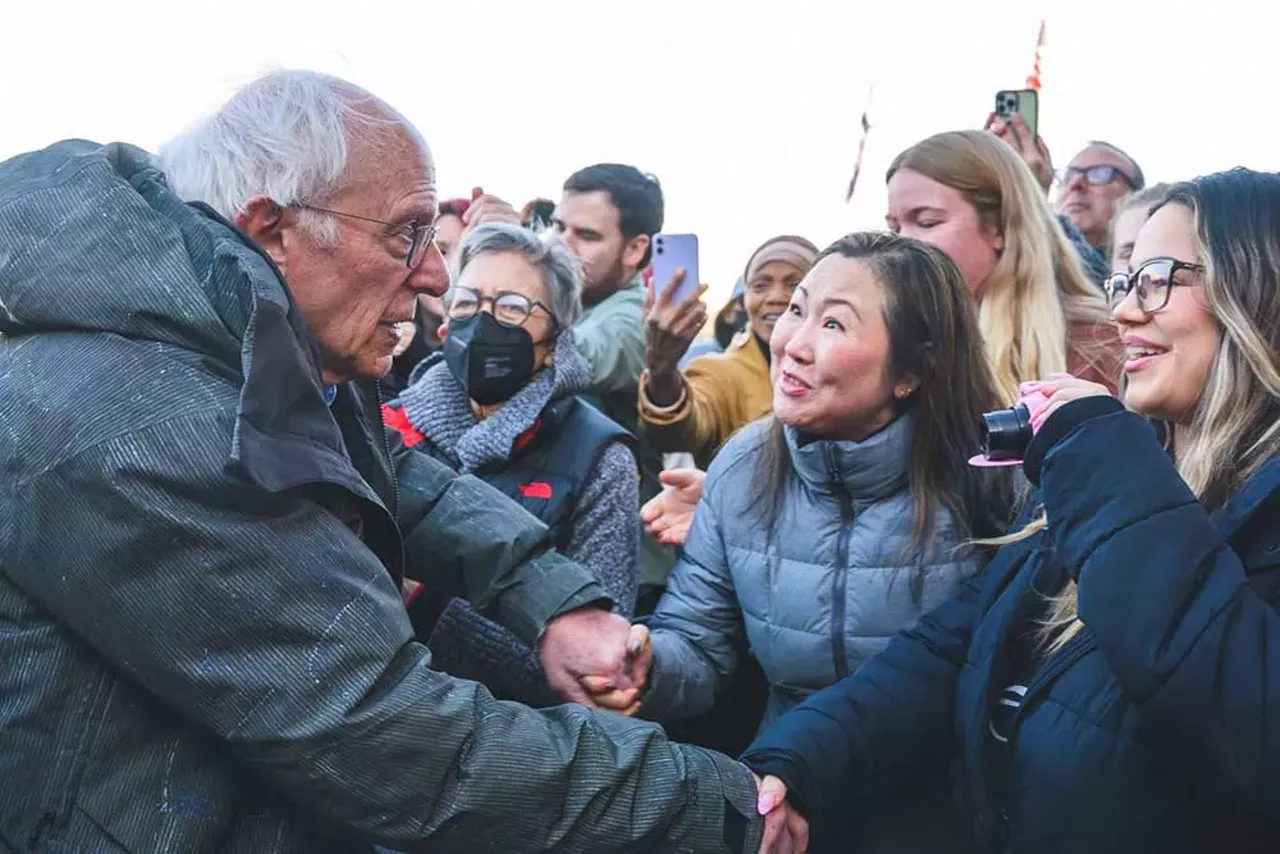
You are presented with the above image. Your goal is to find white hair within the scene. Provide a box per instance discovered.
[158,69,423,243]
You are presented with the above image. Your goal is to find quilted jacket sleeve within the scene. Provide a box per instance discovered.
[5,408,763,853]
[642,457,748,722]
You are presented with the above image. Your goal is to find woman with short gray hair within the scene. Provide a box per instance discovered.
[385,222,640,702]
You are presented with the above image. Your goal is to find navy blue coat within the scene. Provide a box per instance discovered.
[743,397,1280,853]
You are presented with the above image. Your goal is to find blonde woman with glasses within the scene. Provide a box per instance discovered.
[740,168,1280,854]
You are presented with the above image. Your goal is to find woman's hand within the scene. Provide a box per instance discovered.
[755,774,809,853]
[1034,373,1115,427]
[582,624,651,716]
[986,111,1054,194]
[640,468,707,546]
[644,271,708,406]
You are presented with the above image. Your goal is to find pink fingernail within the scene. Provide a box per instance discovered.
[758,793,778,814]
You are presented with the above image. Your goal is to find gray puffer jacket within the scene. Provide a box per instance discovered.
[644,413,982,729]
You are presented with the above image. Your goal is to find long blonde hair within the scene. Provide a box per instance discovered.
[1041,170,1280,652]
[888,131,1111,403]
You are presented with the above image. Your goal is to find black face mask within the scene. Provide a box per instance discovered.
[443,312,537,405]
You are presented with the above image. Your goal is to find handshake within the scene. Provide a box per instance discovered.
[536,607,654,715]
[538,610,808,853]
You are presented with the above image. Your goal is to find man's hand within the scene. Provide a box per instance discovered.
[538,607,637,706]
[640,468,706,546]
[755,774,809,854]
[462,186,521,234]
[644,270,708,407]
[587,624,651,715]
[986,112,1054,194]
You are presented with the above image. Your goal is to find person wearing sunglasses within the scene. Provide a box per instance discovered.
[1055,141,1145,253]
[385,222,642,703]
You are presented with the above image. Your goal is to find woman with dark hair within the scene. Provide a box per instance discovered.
[742,169,1280,853]
[597,232,1013,849]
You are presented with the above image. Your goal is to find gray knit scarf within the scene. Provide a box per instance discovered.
[396,330,591,473]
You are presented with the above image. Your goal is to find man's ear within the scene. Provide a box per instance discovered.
[235,196,289,270]
[622,233,651,272]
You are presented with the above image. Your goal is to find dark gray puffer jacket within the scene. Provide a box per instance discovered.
[644,414,983,729]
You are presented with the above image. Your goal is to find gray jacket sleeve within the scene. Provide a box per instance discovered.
[642,471,748,721]
[565,441,641,618]
[392,431,611,645]
[7,409,761,853]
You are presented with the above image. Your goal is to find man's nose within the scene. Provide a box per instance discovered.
[412,242,450,297]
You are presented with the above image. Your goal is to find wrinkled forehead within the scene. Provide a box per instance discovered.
[343,127,438,218]
[1068,144,1131,173]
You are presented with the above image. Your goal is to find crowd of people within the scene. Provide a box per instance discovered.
[0,68,1277,854]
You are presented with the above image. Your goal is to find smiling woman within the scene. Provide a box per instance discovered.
[619,231,1015,850]
[741,170,1280,854]
[638,234,819,468]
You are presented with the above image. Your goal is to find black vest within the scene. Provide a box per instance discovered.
[419,396,633,553]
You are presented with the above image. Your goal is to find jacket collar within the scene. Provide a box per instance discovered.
[579,273,644,320]
[1214,454,1280,545]
[785,409,914,501]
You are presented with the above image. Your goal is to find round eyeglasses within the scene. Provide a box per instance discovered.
[448,286,555,328]
[1104,258,1204,314]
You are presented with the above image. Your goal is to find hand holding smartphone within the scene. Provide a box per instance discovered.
[990,89,1051,192]
[650,233,701,305]
[994,89,1038,138]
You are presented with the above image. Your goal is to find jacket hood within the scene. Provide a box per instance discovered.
[0,140,360,499]
[786,410,914,503]
[1,141,247,358]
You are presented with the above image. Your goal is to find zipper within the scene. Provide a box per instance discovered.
[828,446,855,679]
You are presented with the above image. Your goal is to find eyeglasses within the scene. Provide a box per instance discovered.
[448,286,555,328]
[1054,164,1136,189]
[1104,257,1204,314]
[295,204,438,269]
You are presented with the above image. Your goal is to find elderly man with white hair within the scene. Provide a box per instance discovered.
[0,71,789,853]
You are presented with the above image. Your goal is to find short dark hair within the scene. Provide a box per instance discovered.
[563,163,664,267]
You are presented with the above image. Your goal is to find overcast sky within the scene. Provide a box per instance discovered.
[3,0,1273,306]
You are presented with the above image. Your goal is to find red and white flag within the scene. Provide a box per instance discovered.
[1025,20,1046,91]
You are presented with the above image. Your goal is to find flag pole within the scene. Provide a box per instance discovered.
[844,81,875,204]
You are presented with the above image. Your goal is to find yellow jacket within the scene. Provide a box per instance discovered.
[638,332,772,468]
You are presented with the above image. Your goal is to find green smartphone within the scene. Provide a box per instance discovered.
[995,89,1039,138]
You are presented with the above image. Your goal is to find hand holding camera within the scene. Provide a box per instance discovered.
[972,374,1114,466]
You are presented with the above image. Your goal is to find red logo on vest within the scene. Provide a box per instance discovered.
[518,482,553,500]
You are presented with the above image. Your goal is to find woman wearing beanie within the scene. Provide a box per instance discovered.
[638,235,819,468]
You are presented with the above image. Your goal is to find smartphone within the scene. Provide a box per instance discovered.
[995,89,1038,138]
[650,233,701,304]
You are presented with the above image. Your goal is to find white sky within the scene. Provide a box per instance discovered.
[3,0,1275,307]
